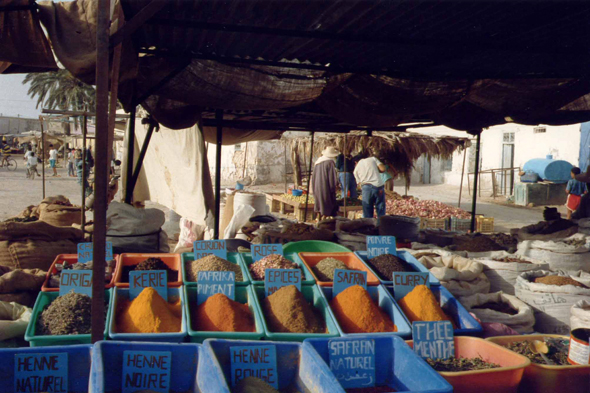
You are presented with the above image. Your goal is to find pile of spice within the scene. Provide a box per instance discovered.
[313,257,349,281]
[234,377,279,393]
[452,234,505,252]
[121,257,178,282]
[186,254,243,282]
[37,291,106,335]
[472,301,518,315]
[330,285,396,333]
[426,357,500,372]
[48,259,116,288]
[346,387,394,393]
[367,254,414,280]
[504,341,569,365]
[262,285,325,334]
[115,287,181,333]
[398,285,456,328]
[534,275,587,288]
[191,293,254,332]
[249,254,300,281]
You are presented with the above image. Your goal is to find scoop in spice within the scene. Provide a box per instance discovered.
[249,254,300,281]
[313,257,348,281]
[186,254,243,282]
[262,285,325,334]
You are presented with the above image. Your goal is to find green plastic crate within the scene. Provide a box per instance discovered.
[181,252,250,286]
[25,289,113,347]
[184,285,265,343]
[253,285,340,342]
[283,240,351,254]
[241,252,316,286]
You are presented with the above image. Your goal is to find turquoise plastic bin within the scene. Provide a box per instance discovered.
[25,289,113,347]
[0,344,92,392]
[252,285,340,342]
[355,250,441,286]
[241,251,316,286]
[185,285,265,343]
[319,285,412,338]
[283,240,351,254]
[181,251,250,286]
[91,340,201,393]
[304,335,453,393]
[108,287,187,343]
[199,339,345,392]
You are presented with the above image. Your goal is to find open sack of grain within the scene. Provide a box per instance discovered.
[0,301,32,341]
[0,265,46,307]
[517,233,590,272]
[460,291,535,333]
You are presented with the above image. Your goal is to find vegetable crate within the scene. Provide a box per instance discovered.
[449,217,472,232]
[477,216,495,233]
[420,217,449,230]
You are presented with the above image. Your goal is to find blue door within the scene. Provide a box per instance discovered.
[580,122,590,171]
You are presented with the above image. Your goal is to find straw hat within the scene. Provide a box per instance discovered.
[321,146,339,158]
[576,168,590,183]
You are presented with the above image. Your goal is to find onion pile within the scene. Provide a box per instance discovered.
[385,198,471,219]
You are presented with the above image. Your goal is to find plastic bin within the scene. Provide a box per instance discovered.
[25,290,113,347]
[355,250,441,286]
[450,217,472,232]
[283,240,351,254]
[185,285,265,343]
[304,335,453,392]
[0,344,92,393]
[252,285,340,342]
[241,251,316,286]
[108,287,187,343]
[407,336,530,393]
[319,285,412,338]
[477,216,495,233]
[41,254,119,292]
[199,339,344,392]
[114,253,182,288]
[181,251,250,286]
[91,340,201,393]
[420,218,449,230]
[298,252,380,286]
[487,334,590,393]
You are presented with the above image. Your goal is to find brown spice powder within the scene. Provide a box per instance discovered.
[262,285,325,334]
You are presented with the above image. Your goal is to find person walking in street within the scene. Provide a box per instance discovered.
[354,150,387,218]
[67,148,76,177]
[336,151,358,199]
[75,149,91,197]
[312,146,340,220]
[49,144,59,177]
[26,151,40,179]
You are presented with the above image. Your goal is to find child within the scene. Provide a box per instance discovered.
[26,151,40,180]
[566,167,588,219]
[48,144,58,177]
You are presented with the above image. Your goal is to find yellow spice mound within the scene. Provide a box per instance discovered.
[116,287,182,333]
[398,285,456,328]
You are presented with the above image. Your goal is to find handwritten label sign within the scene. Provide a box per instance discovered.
[413,321,455,360]
[329,338,376,389]
[264,268,301,296]
[230,345,278,389]
[15,353,68,393]
[77,242,113,264]
[197,271,235,304]
[392,272,430,301]
[122,350,171,393]
[333,269,367,297]
[129,270,167,301]
[59,270,92,297]
[193,240,227,260]
[251,244,283,262]
[366,236,397,258]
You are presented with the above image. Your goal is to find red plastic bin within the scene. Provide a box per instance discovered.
[298,252,380,286]
[41,254,119,292]
[114,253,182,288]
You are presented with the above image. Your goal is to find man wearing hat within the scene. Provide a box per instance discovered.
[312,146,340,220]
[573,167,590,220]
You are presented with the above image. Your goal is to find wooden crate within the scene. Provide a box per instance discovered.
[477,216,495,233]
[420,218,448,230]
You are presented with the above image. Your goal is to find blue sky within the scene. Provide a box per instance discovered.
[0,74,40,119]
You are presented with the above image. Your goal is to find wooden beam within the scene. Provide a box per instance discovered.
[109,0,168,48]
[214,110,223,239]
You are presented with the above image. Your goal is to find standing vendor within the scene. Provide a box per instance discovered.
[354,151,387,218]
[312,146,340,220]
[566,167,588,220]
[336,152,358,199]
[573,167,590,220]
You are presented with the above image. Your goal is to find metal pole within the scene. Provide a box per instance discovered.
[242,142,248,179]
[39,116,46,199]
[343,135,347,217]
[124,106,136,204]
[304,132,315,221]
[127,122,155,198]
[458,147,467,207]
[214,110,223,239]
[81,116,87,240]
[470,131,482,232]
[284,143,287,194]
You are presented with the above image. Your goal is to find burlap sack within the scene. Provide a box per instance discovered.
[0,266,46,294]
[39,204,82,227]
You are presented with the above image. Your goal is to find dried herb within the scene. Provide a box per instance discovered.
[426,356,500,372]
[186,254,243,282]
[313,257,349,281]
[367,254,414,280]
[504,340,569,365]
[37,291,107,336]
[472,301,518,315]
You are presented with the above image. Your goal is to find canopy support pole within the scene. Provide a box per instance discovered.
[124,106,136,203]
[214,110,223,239]
[343,135,347,218]
[39,116,45,199]
[81,116,87,240]
[304,132,315,221]
[470,131,482,232]
[127,121,156,200]
[458,146,467,207]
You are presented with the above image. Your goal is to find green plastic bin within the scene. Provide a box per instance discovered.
[25,289,113,347]
[241,251,316,286]
[253,285,340,342]
[283,240,351,254]
[181,251,250,286]
[185,285,265,343]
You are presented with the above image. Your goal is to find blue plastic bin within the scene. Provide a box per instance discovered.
[355,250,441,286]
[0,344,92,393]
[91,340,201,393]
[240,251,316,286]
[319,285,412,338]
[108,287,187,343]
[304,335,453,393]
[199,339,345,392]
[181,251,250,286]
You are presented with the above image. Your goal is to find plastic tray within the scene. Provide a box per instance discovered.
[114,253,182,287]
[355,250,441,286]
[25,290,113,347]
[108,287,187,343]
[41,254,119,292]
[0,344,93,393]
[319,285,412,338]
[407,336,530,393]
[181,251,250,286]
[252,285,340,342]
[298,252,380,286]
[241,251,316,286]
[199,339,344,392]
[304,335,453,392]
[487,334,590,393]
[185,285,265,343]
[283,240,351,254]
[91,340,201,393]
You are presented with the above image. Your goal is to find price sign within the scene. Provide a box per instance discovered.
[59,270,92,297]
[328,338,376,389]
[122,350,171,393]
[15,353,68,393]
[129,270,168,301]
[333,269,367,297]
[230,345,278,389]
[193,240,227,260]
[366,236,397,258]
[413,321,455,360]
[251,244,283,262]
[392,272,430,301]
[197,271,235,304]
[77,241,113,263]
[264,268,301,296]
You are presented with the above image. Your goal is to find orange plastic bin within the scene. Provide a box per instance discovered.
[407,336,530,393]
[487,334,590,393]
[298,252,380,286]
[41,254,118,292]
[114,253,182,288]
